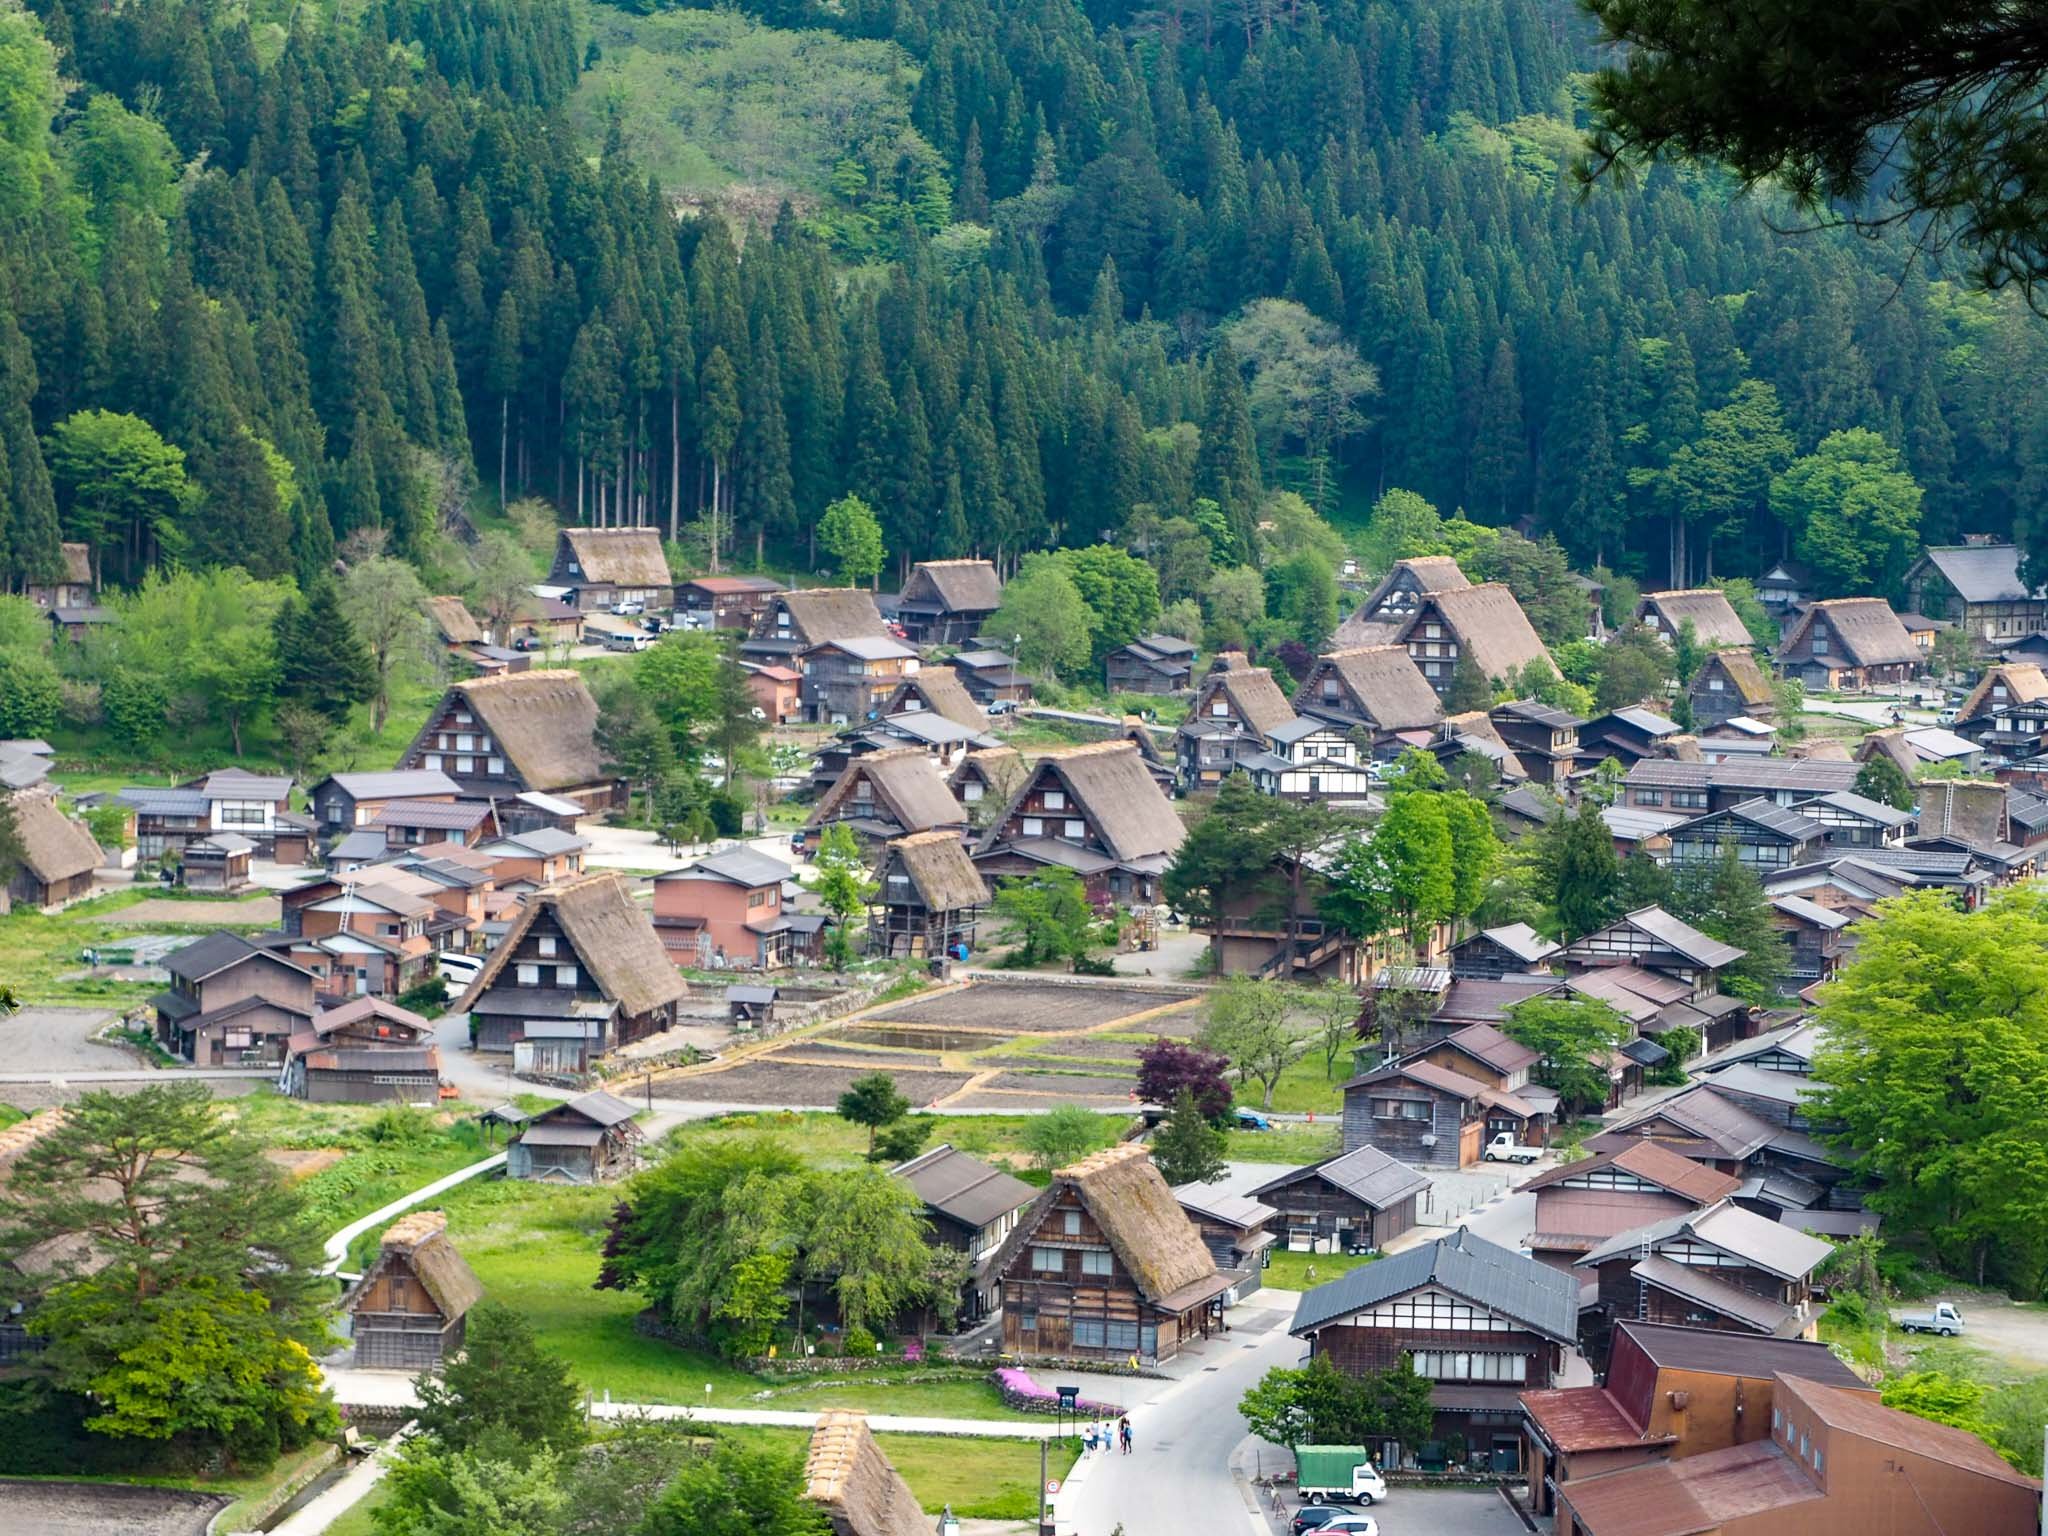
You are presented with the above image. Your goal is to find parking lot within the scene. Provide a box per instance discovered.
[0,1006,126,1073]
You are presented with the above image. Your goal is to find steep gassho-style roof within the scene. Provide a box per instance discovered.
[803,1412,931,1536]
[887,830,988,911]
[1334,556,1472,646]
[456,873,686,1018]
[892,1143,1033,1229]
[1298,645,1444,731]
[431,670,605,791]
[558,526,671,586]
[1256,1145,1431,1211]
[1047,1144,1222,1308]
[1916,542,2046,604]
[887,667,989,731]
[423,594,486,644]
[902,558,1003,613]
[345,1209,483,1321]
[811,747,965,835]
[982,740,1186,864]
[773,588,892,644]
[1961,662,2048,720]
[1698,648,1775,706]
[1782,598,1920,667]
[1292,1226,1578,1341]
[9,790,103,883]
[1401,582,1552,682]
[1637,589,1754,649]
[1195,652,1298,737]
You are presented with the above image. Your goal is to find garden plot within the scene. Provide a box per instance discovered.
[659,1060,975,1106]
[976,1070,1141,1102]
[831,1023,1018,1052]
[864,983,1196,1033]
[773,1041,948,1070]
[1006,1033,1152,1063]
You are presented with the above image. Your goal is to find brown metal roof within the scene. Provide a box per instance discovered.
[1780,1373,2040,1488]
[1616,1323,1866,1390]
[1519,1386,1664,1453]
[1557,1438,1821,1535]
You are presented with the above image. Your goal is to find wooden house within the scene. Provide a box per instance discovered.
[992,1144,1229,1362]
[496,790,585,839]
[892,1143,1035,1323]
[506,1089,642,1183]
[1246,716,1382,806]
[1432,709,1530,785]
[0,737,52,792]
[972,740,1186,908]
[1634,589,1754,650]
[805,747,967,855]
[1622,755,1858,815]
[1519,1321,1874,1519]
[547,527,673,613]
[342,1210,482,1370]
[283,996,440,1104]
[1400,1023,1556,1147]
[1332,556,1472,647]
[1904,541,2048,648]
[1340,1059,1540,1169]
[870,830,986,959]
[279,871,442,1000]
[1289,1227,1579,1474]
[949,649,1034,707]
[1586,1082,1850,1210]
[893,559,1002,644]
[802,1412,931,1536]
[1955,662,2048,758]
[48,604,114,642]
[1578,707,1686,771]
[478,827,590,889]
[308,769,463,838]
[1395,583,1553,698]
[1448,923,1560,979]
[509,593,584,649]
[153,932,316,1067]
[1291,645,1443,739]
[1689,650,1777,730]
[424,594,488,649]
[1195,840,1364,983]
[369,798,495,849]
[1560,907,1744,995]
[396,670,621,812]
[454,873,686,1066]
[1520,1140,1741,1274]
[180,833,254,892]
[743,587,892,664]
[1489,700,1581,785]
[802,636,921,725]
[1175,652,1298,792]
[1169,1180,1278,1301]
[1104,633,1196,694]
[1250,1146,1430,1256]
[880,667,989,733]
[113,786,212,861]
[5,789,102,909]
[23,542,93,609]
[1757,559,1811,615]
[1664,799,1827,872]
[651,846,796,969]
[675,574,783,632]
[1575,1199,1831,1358]
[1768,896,1851,991]
[1777,599,1921,691]
[948,747,1030,830]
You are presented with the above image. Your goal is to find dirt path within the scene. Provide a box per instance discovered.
[106,896,281,926]
[1895,1296,2048,1373]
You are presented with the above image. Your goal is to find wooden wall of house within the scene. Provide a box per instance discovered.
[304,1067,440,1105]
[1313,1321,1562,1387]
[352,1253,446,1322]
[996,1191,1195,1360]
[1260,1178,1401,1252]
[1342,1084,1476,1167]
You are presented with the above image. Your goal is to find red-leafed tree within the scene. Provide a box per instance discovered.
[1136,1037,1234,1122]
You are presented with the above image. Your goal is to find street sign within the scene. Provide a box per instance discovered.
[1056,1385,1080,1404]
[1044,1478,1061,1494]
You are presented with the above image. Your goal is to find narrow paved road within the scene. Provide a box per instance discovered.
[1057,1298,1302,1536]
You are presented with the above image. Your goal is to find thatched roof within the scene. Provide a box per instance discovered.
[424,595,486,645]
[989,741,1185,863]
[903,559,1002,614]
[57,543,91,585]
[9,790,103,883]
[559,527,670,587]
[1194,653,1297,737]
[888,830,987,911]
[1297,646,1443,731]
[803,1413,929,1536]
[1404,583,1552,683]
[1961,663,2048,720]
[887,668,988,731]
[456,873,685,1018]
[1783,598,1920,668]
[1638,589,1754,649]
[950,747,1029,827]
[345,1209,484,1322]
[1054,1144,1222,1307]
[441,670,604,791]
[772,588,890,645]
[1699,649,1775,707]
[1335,556,1472,647]
[810,748,964,836]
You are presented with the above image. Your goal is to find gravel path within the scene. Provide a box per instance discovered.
[0,1006,125,1073]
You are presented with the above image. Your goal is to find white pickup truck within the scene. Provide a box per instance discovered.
[1899,1301,1965,1336]
[1482,1132,1541,1165]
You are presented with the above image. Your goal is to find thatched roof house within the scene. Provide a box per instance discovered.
[755,588,892,649]
[548,527,672,610]
[1397,582,1553,693]
[1960,662,2048,722]
[398,670,618,810]
[1778,598,1921,689]
[993,1143,1229,1361]
[949,746,1030,827]
[1293,645,1444,734]
[1434,709,1529,782]
[804,1412,930,1536]
[1334,555,1472,647]
[1690,648,1777,727]
[807,747,967,849]
[1636,589,1754,650]
[873,830,987,958]
[881,667,989,732]
[342,1209,483,1369]
[1193,652,1297,737]
[424,595,487,646]
[7,789,102,908]
[896,559,1002,642]
[973,739,1186,907]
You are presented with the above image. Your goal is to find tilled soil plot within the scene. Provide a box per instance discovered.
[771,1042,948,1070]
[1019,1034,1154,1062]
[660,1059,974,1106]
[867,984,1195,1032]
[980,1070,1142,1099]
[0,1483,226,1536]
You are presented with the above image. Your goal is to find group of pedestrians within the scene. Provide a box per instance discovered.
[1084,1415,1134,1455]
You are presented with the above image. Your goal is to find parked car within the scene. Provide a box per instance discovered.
[1482,1131,1541,1164]
[602,630,653,652]
[611,599,646,616]
[1312,1518,1376,1536]
[436,952,483,987]
[1900,1301,1965,1336]
[987,698,1018,715]
[1290,1509,1351,1535]
[1234,1108,1273,1131]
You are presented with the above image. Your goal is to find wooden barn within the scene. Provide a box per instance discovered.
[1251,1145,1431,1256]
[342,1210,482,1371]
[506,1090,642,1183]
[283,997,441,1105]
[6,789,101,909]
[869,830,986,959]
[991,1143,1228,1363]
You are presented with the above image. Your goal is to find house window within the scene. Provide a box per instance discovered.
[1022,817,1044,837]
[1104,1320,1139,1352]
[220,804,265,826]
[455,712,473,724]
[963,783,983,802]
[1708,677,1724,691]
[456,757,474,774]
[1063,1211,1081,1235]
[1018,1311,1037,1333]
[1044,791,1066,810]
[457,733,475,751]
[517,963,540,985]
[556,965,578,987]
[1425,624,1441,639]
[1031,1246,1063,1274]
[1073,1319,1107,1349]
[1812,632,1828,653]
[1063,819,1086,839]
[1321,679,1339,702]
[1637,790,1664,807]
[538,937,557,957]
[425,754,442,770]
[1080,1249,1112,1276]
[488,757,505,776]
[1210,700,1229,716]
[1672,790,1708,809]
[1372,1098,1428,1120]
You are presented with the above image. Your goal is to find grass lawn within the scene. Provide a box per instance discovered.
[1239,1051,1351,1116]
[717,1425,1079,1519]
[666,1108,1127,1172]
[0,886,279,1006]
[1228,1123,1339,1162]
[1263,1249,1375,1292]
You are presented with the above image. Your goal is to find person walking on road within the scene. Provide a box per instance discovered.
[1119,1416,1133,1455]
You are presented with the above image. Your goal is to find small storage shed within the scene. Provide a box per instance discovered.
[726,983,779,1028]
[506,1089,642,1183]
[342,1210,482,1371]
[180,833,255,892]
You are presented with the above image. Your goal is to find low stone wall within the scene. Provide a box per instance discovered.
[214,1443,341,1532]
[992,1368,1124,1418]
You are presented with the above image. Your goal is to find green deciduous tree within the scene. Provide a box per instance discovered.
[413,1302,584,1454]
[1055,543,1163,667]
[836,1072,911,1160]
[1669,842,1789,1002]
[1503,995,1632,1114]
[1774,430,1924,598]
[338,555,437,732]
[44,410,191,589]
[990,555,1092,681]
[817,493,885,588]
[991,866,1105,969]
[1855,752,1915,811]
[800,1166,933,1334]
[807,824,878,968]
[643,1440,831,1536]
[1200,975,1310,1110]
[373,1439,568,1536]
[1022,1105,1111,1173]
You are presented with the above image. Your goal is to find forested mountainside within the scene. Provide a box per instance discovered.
[0,0,2045,599]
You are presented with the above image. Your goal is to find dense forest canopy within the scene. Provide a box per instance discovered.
[0,0,2044,607]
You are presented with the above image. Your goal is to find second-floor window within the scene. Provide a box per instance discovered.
[517,963,540,985]
[1022,817,1044,836]
[1044,790,1066,810]
[538,937,557,957]
[1372,1098,1429,1121]
[556,964,578,987]
[1411,1351,1527,1382]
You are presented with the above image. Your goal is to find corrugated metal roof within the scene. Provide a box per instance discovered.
[1257,1144,1433,1211]
[1557,1437,1820,1534]
[1291,1227,1578,1341]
